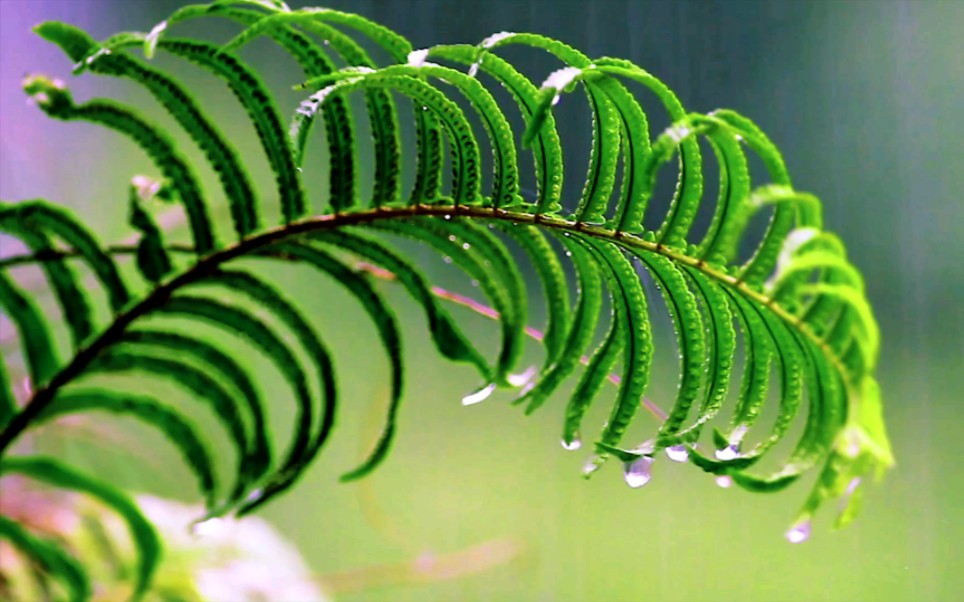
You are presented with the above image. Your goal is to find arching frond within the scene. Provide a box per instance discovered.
[1,1,892,596]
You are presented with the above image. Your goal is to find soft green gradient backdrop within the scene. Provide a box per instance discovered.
[1,1,962,601]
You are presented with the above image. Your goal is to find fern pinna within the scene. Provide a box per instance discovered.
[0,0,893,598]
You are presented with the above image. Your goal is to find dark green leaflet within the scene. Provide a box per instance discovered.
[0,515,90,602]
[0,214,93,347]
[0,270,59,387]
[519,234,605,414]
[370,217,522,386]
[23,75,216,254]
[578,237,654,468]
[228,9,404,208]
[308,228,490,377]
[0,456,159,601]
[301,73,482,207]
[86,349,256,506]
[154,38,306,222]
[266,243,401,482]
[426,44,565,214]
[0,200,129,311]
[120,329,269,477]
[36,388,217,508]
[635,252,706,445]
[128,188,173,283]
[494,223,570,367]
[188,268,337,512]
[152,294,314,488]
[37,21,260,238]
[562,295,624,449]
[0,360,14,429]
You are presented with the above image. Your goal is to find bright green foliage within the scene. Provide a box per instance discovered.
[0,1,892,597]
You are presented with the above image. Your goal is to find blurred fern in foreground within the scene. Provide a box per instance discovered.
[0,0,892,598]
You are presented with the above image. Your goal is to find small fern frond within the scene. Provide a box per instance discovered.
[1,1,893,596]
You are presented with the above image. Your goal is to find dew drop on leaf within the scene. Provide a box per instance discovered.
[715,445,740,461]
[461,382,496,406]
[622,456,653,488]
[561,438,582,451]
[715,475,733,488]
[665,445,688,462]
[190,517,224,538]
[785,519,812,544]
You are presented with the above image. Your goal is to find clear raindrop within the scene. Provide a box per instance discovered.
[461,383,496,406]
[784,519,811,544]
[715,475,733,488]
[623,456,654,488]
[715,445,740,461]
[562,438,582,451]
[190,517,224,538]
[665,445,688,462]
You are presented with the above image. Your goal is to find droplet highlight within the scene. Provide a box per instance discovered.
[561,437,582,451]
[461,383,496,406]
[622,456,654,488]
[784,519,811,544]
[715,445,740,461]
[665,445,689,463]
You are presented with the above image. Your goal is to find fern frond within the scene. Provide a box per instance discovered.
[1,2,893,595]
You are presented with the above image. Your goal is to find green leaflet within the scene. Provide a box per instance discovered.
[0,208,94,347]
[36,388,218,508]
[370,217,524,386]
[495,224,571,367]
[0,456,159,601]
[186,268,337,513]
[128,186,173,283]
[265,242,401,482]
[86,349,256,507]
[519,234,605,414]
[637,252,706,445]
[0,515,90,602]
[120,328,270,476]
[309,228,490,377]
[152,294,314,490]
[299,72,483,207]
[0,200,130,311]
[579,237,654,471]
[0,270,59,387]
[22,75,216,254]
[36,21,260,238]
[0,360,14,429]
[154,38,306,222]
[426,44,565,214]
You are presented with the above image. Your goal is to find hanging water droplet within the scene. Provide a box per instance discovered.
[665,445,688,462]
[190,517,224,538]
[622,456,653,488]
[561,437,582,451]
[507,365,537,388]
[715,445,740,461]
[784,519,811,544]
[715,475,733,488]
[461,382,496,406]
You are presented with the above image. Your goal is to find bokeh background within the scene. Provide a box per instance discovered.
[2,1,962,601]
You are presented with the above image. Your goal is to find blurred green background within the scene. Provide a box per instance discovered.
[1,1,962,601]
